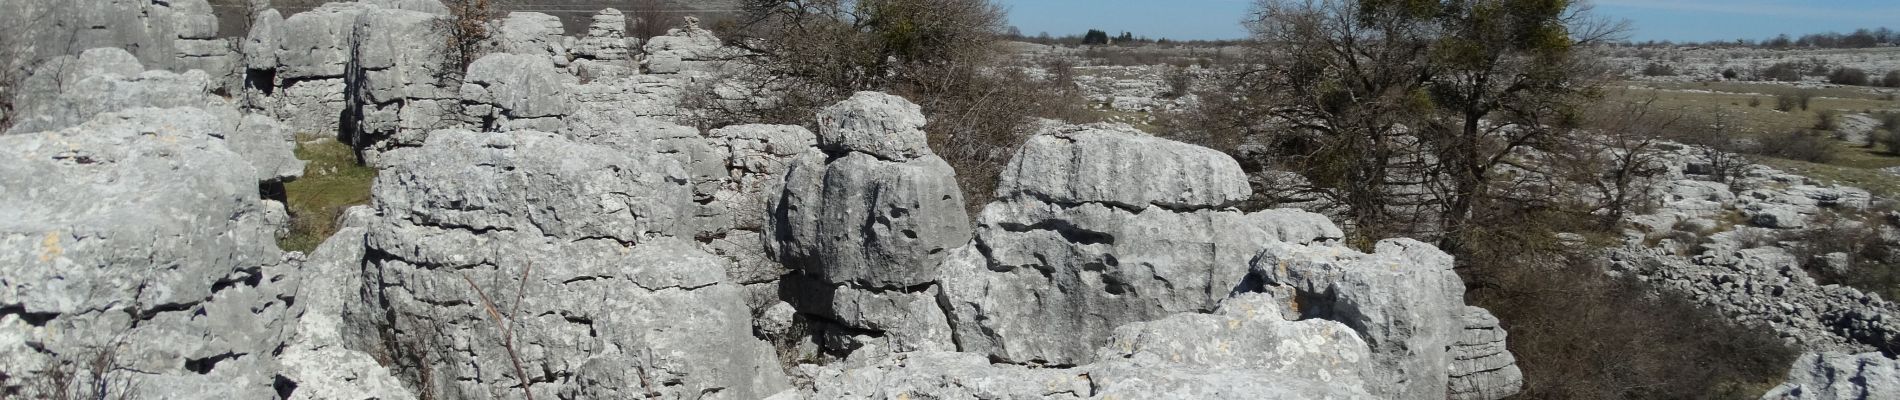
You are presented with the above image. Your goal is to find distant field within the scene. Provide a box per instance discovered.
[1608,80,1900,198]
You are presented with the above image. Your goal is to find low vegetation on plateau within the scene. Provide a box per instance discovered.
[280,135,377,252]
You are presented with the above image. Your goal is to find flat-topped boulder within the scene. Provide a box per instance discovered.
[997,123,1250,210]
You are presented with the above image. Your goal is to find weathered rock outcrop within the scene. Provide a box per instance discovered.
[7,51,218,135]
[644,16,727,74]
[939,123,1345,366]
[1252,239,1524,399]
[343,7,457,161]
[1615,146,1900,355]
[0,108,297,398]
[780,293,1379,399]
[243,1,451,136]
[6,48,303,187]
[363,129,788,399]
[574,9,636,62]
[767,92,971,355]
[1762,352,1900,399]
[461,53,576,133]
[496,12,571,67]
[276,206,414,400]
[1,0,237,94]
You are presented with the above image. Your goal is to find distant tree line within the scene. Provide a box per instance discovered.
[1618,27,1899,49]
[1003,28,1243,47]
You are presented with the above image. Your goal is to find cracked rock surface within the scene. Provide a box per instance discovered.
[363,129,788,399]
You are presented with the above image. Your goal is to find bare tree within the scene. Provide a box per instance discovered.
[628,0,676,40]
[1566,95,1684,229]
[730,0,1080,206]
[1675,107,1753,183]
[441,0,504,73]
[1238,0,1624,251]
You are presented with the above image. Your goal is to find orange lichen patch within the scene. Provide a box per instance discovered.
[39,232,63,262]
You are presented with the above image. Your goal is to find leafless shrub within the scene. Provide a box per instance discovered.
[1792,212,1900,299]
[2,342,141,400]
[460,262,535,400]
[440,0,504,73]
[1160,65,1193,99]
[731,0,1082,206]
[1755,129,1837,163]
[1470,250,1799,399]
[1814,109,1838,131]
[1674,108,1753,182]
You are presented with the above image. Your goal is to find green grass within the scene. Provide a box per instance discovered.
[1608,81,1900,200]
[1607,85,1898,136]
[279,135,377,253]
[1755,154,1900,201]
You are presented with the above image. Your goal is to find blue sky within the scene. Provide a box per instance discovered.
[998,0,1900,42]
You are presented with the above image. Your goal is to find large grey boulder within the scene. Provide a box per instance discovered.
[6,50,303,185]
[938,123,1347,366]
[814,91,933,161]
[781,293,1378,399]
[998,123,1250,209]
[1,0,233,92]
[770,94,972,288]
[372,129,691,241]
[363,129,788,399]
[766,94,970,357]
[496,12,570,66]
[8,62,216,134]
[574,8,637,62]
[0,108,297,398]
[771,152,972,287]
[1448,307,1525,400]
[265,3,372,134]
[345,8,458,162]
[462,53,576,133]
[1252,239,1524,400]
[1762,352,1900,399]
[643,16,726,74]
[276,207,414,400]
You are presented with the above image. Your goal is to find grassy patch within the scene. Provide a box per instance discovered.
[1755,155,1900,200]
[1606,85,1897,136]
[279,135,376,253]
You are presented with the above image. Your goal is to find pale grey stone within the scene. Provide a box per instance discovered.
[997,123,1250,210]
[0,108,293,399]
[496,12,570,66]
[364,129,788,399]
[1253,239,1522,400]
[1762,352,1900,399]
[814,92,933,160]
[770,151,972,287]
[462,53,576,131]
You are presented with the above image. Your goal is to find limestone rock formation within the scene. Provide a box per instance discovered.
[344,7,457,161]
[644,16,727,74]
[7,53,218,134]
[1,0,237,93]
[766,94,970,356]
[939,123,1347,366]
[363,129,788,399]
[1252,239,1524,399]
[1762,352,1900,399]
[997,123,1250,210]
[276,207,414,400]
[6,48,303,185]
[575,9,637,62]
[781,293,1380,399]
[0,108,297,398]
[461,53,576,133]
[496,12,571,67]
